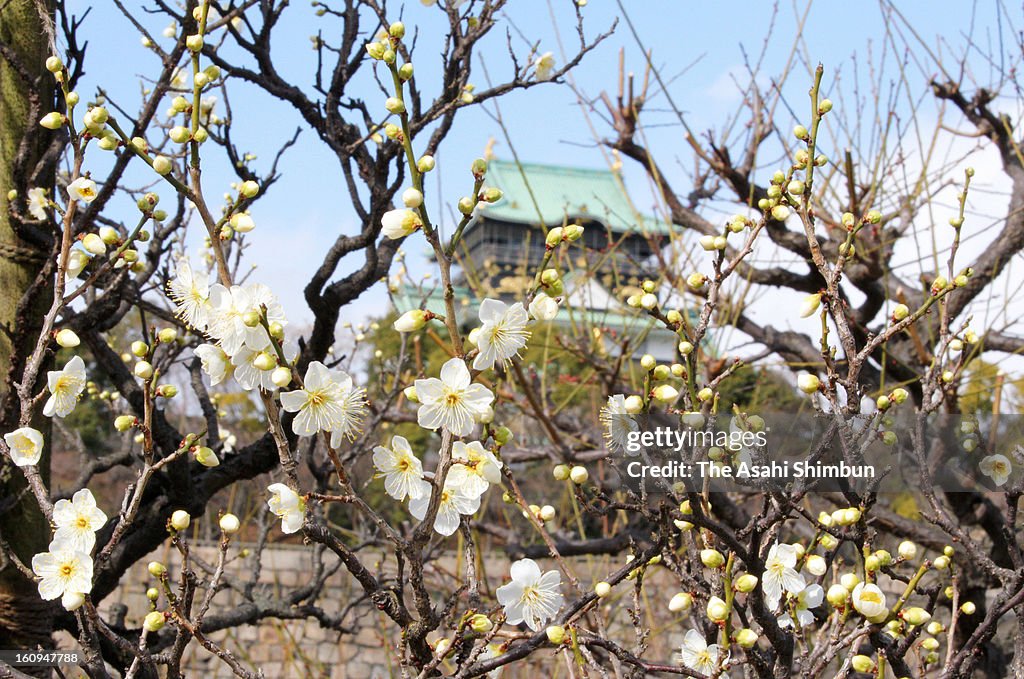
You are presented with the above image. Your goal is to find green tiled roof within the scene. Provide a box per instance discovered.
[473,160,672,236]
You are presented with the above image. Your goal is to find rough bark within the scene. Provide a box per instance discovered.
[0,0,56,666]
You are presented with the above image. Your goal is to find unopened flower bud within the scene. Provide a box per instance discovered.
[469,613,492,634]
[687,273,707,289]
[700,549,725,568]
[82,233,106,256]
[595,582,611,598]
[194,446,219,467]
[652,384,679,403]
[39,112,64,129]
[960,602,976,615]
[55,328,80,348]
[153,155,172,175]
[735,628,758,648]
[851,655,875,673]
[170,510,191,531]
[552,464,570,480]
[623,395,644,414]
[669,591,693,612]
[706,596,729,622]
[134,361,154,380]
[545,227,564,248]
[148,561,167,577]
[800,293,822,318]
[156,384,178,398]
[417,155,435,172]
[797,373,820,394]
[169,126,190,143]
[400,187,424,208]
[385,97,405,114]
[569,466,588,484]
[270,366,292,388]
[470,157,488,180]
[143,611,166,632]
[157,328,178,344]
[827,584,849,606]
[545,625,566,644]
[903,607,931,626]
[62,590,85,611]
[114,415,135,432]
[219,513,240,534]
[394,309,428,333]
[734,574,758,593]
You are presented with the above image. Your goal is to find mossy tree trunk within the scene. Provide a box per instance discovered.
[0,0,57,663]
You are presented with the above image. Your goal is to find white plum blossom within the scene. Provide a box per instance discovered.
[52,488,108,553]
[409,472,482,536]
[599,394,639,453]
[3,427,44,466]
[32,546,93,600]
[761,542,806,611]
[27,187,48,220]
[66,177,98,203]
[381,208,421,240]
[280,362,366,439]
[414,358,494,437]
[267,483,306,534]
[980,454,1012,487]
[194,343,232,386]
[450,440,503,496]
[372,436,430,501]
[778,583,824,628]
[43,355,87,418]
[495,558,564,631]
[472,299,530,370]
[206,283,287,355]
[327,370,368,447]
[66,249,90,280]
[679,629,728,678]
[534,52,555,81]
[528,292,559,321]
[167,259,212,330]
[851,582,888,619]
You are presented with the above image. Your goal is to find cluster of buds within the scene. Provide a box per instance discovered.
[626,280,659,310]
[365,21,406,64]
[552,464,589,485]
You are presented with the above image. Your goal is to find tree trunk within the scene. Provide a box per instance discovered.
[0,0,57,669]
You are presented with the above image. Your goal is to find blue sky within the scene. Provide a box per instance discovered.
[66,1,1008,334]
